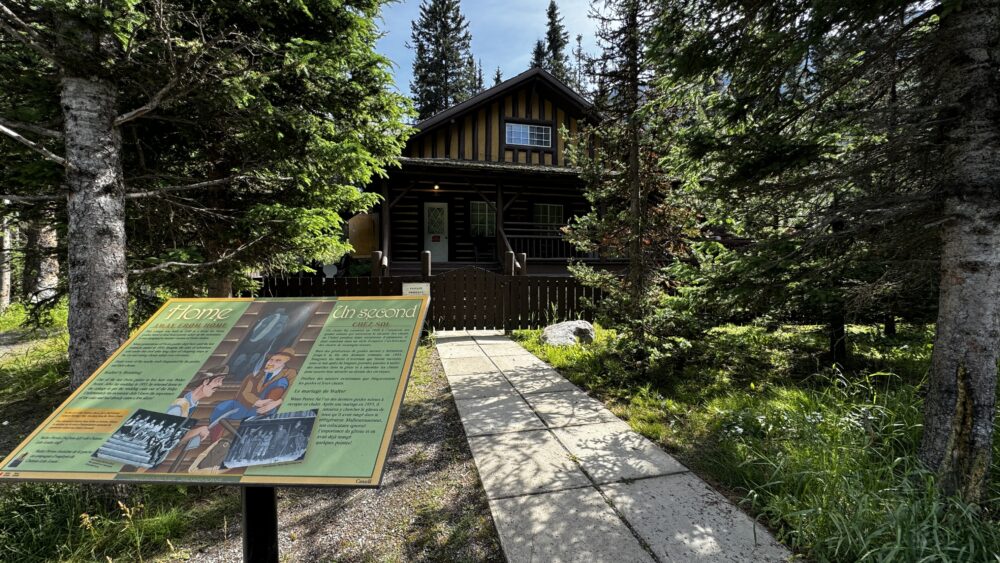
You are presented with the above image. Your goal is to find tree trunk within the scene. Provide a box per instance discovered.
[21,217,40,301]
[622,1,646,367]
[919,0,1000,504]
[62,77,129,388]
[207,276,232,298]
[21,216,59,303]
[883,314,896,337]
[0,213,11,311]
[829,308,847,366]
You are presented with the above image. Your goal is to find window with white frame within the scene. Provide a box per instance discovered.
[505,123,551,147]
[533,203,563,225]
[470,201,496,237]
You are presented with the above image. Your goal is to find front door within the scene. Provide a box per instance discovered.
[424,202,448,262]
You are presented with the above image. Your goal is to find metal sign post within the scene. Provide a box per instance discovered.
[242,486,279,563]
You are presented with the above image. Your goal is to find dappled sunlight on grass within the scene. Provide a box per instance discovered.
[513,323,1000,562]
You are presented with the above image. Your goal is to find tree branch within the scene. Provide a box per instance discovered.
[129,236,265,275]
[0,116,61,138]
[0,1,58,64]
[0,122,66,167]
[0,193,62,203]
[124,176,246,199]
[115,76,179,126]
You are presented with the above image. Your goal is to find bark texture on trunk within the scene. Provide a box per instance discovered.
[62,77,128,388]
[207,276,233,298]
[919,0,1000,504]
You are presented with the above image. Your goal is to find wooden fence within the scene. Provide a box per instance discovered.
[257,266,603,331]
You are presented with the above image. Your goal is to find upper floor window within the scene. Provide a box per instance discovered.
[506,123,551,147]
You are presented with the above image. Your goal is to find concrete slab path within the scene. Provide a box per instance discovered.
[436,330,791,563]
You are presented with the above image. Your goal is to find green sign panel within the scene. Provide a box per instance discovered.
[0,297,429,487]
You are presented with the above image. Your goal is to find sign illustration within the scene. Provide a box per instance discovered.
[0,296,429,487]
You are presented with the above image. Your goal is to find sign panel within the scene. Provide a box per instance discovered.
[402,282,430,296]
[0,297,429,487]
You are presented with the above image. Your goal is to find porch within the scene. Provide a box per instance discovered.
[375,157,611,276]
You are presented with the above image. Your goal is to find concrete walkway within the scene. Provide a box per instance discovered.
[435,330,791,563]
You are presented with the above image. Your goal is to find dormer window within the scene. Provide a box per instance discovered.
[506,123,551,147]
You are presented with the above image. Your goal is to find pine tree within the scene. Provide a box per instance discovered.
[531,40,547,69]
[474,58,485,93]
[545,1,570,81]
[651,0,1000,502]
[571,34,587,93]
[566,0,695,374]
[410,0,477,119]
[493,67,503,86]
[0,0,411,386]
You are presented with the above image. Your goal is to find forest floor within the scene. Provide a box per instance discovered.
[0,324,503,563]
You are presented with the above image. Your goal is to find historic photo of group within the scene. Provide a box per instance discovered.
[223,410,317,469]
[93,409,196,468]
[94,300,329,476]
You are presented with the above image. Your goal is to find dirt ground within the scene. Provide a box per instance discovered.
[168,345,505,563]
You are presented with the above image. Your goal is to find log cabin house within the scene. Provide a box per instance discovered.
[364,67,612,276]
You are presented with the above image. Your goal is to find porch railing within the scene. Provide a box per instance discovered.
[505,222,596,260]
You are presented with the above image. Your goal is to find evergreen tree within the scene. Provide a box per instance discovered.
[493,67,504,86]
[566,0,695,374]
[545,1,570,81]
[651,0,1000,502]
[474,58,485,93]
[531,40,548,69]
[570,34,588,93]
[410,0,477,118]
[0,0,411,386]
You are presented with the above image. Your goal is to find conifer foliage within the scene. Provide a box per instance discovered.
[566,0,696,373]
[410,0,478,119]
[544,1,570,80]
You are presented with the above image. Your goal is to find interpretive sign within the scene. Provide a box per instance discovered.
[402,282,430,296]
[0,297,429,487]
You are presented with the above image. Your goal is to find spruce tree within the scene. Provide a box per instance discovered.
[651,0,1000,503]
[493,67,503,86]
[410,0,477,119]
[566,0,695,374]
[544,1,570,81]
[531,40,548,69]
[474,58,485,93]
[571,34,587,92]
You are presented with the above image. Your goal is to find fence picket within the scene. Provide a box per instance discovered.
[256,266,604,331]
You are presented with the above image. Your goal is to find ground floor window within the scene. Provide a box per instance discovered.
[470,200,496,237]
[533,203,564,226]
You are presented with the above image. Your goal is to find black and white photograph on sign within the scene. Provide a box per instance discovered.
[222,409,317,469]
[93,409,196,468]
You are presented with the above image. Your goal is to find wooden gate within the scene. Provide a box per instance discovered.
[257,266,601,331]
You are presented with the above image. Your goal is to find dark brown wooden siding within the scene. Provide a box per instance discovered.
[405,84,583,167]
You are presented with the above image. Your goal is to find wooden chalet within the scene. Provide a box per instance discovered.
[369,68,605,276]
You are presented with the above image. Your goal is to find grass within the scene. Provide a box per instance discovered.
[513,323,1000,563]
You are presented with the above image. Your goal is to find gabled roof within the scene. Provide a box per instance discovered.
[413,67,593,133]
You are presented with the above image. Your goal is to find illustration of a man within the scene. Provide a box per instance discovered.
[167,367,228,445]
[208,348,297,436]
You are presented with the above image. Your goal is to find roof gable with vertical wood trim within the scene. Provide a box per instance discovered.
[405,68,593,168]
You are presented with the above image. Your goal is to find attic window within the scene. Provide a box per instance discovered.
[506,123,551,148]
